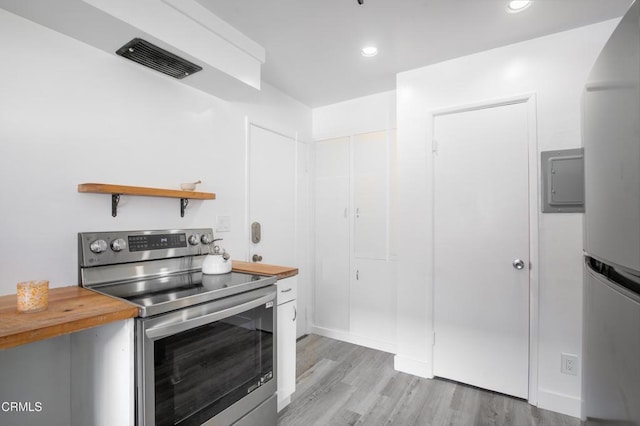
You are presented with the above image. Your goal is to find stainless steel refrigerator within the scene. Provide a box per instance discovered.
[583,1,640,424]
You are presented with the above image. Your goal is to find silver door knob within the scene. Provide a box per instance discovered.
[252,254,263,262]
[512,259,525,270]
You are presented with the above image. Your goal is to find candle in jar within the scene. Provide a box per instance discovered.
[16,280,49,313]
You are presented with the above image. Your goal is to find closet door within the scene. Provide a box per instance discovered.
[315,137,350,331]
[353,131,389,260]
[350,131,395,350]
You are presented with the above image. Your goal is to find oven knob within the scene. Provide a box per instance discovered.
[201,234,213,244]
[111,238,127,252]
[89,240,108,254]
[188,234,200,245]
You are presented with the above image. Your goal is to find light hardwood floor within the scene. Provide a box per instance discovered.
[278,334,582,426]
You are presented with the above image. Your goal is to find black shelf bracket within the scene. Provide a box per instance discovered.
[180,198,189,217]
[112,194,121,217]
[108,194,192,217]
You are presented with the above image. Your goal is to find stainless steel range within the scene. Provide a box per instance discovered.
[78,228,277,426]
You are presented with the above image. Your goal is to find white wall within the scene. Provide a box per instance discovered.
[395,20,618,417]
[312,90,396,140]
[0,9,311,294]
[0,8,310,426]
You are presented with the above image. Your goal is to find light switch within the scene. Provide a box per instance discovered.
[216,216,231,232]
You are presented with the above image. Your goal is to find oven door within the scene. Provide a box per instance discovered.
[136,285,277,426]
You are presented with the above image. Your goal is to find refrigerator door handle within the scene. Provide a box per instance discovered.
[585,257,640,303]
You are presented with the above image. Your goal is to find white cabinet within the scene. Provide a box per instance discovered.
[350,259,396,346]
[314,137,350,331]
[71,320,135,426]
[353,131,389,260]
[276,277,297,412]
[314,131,396,352]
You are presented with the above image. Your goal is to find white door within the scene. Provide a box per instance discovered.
[248,123,297,267]
[433,101,530,399]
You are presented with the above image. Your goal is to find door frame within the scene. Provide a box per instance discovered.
[429,93,539,405]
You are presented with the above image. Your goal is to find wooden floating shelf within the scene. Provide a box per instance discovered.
[77,183,216,217]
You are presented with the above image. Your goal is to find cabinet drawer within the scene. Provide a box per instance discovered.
[277,277,297,305]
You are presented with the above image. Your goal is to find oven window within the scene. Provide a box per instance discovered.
[153,304,274,426]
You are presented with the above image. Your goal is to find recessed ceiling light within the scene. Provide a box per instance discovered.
[361,46,378,57]
[506,0,532,13]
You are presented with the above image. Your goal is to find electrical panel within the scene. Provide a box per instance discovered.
[541,148,585,213]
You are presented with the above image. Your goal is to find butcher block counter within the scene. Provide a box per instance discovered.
[0,262,296,351]
[0,286,138,351]
[232,260,298,280]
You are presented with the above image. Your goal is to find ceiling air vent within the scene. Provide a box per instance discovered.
[116,38,202,79]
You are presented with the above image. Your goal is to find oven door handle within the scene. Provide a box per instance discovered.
[145,292,274,340]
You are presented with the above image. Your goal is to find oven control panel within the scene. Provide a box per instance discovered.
[128,233,187,252]
[78,228,214,267]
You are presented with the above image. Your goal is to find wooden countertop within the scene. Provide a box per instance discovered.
[0,286,138,351]
[0,264,295,350]
[232,261,298,280]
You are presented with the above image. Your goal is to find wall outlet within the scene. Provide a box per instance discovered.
[215,216,231,233]
[561,353,578,376]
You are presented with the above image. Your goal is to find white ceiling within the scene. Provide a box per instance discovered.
[197,0,633,108]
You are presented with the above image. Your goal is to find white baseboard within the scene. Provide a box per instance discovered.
[309,325,396,354]
[393,355,432,379]
[277,395,291,413]
[536,388,582,419]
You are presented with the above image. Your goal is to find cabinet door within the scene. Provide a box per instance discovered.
[315,137,350,331]
[277,299,297,411]
[353,131,390,260]
[350,259,396,348]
